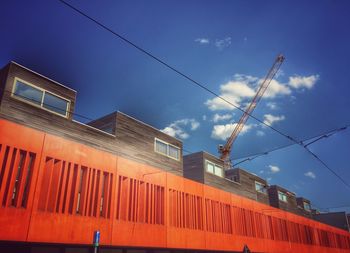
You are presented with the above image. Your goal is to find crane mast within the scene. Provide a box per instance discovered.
[219,54,285,168]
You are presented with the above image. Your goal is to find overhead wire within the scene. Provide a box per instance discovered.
[233,124,350,164]
[57,0,350,189]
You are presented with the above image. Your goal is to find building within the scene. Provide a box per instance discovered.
[225,168,269,205]
[183,152,268,204]
[313,212,350,232]
[296,197,313,218]
[0,61,183,176]
[1,61,350,252]
[268,185,299,214]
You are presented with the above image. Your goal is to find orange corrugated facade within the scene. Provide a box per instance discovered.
[0,119,349,253]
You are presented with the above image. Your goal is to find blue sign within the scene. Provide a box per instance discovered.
[93,230,100,247]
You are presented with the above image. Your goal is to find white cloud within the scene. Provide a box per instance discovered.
[202,115,207,121]
[190,120,200,130]
[215,37,231,50]
[264,79,292,98]
[269,165,280,173]
[304,171,316,179]
[259,170,264,174]
[205,75,256,111]
[256,130,265,137]
[266,102,278,110]
[195,38,210,45]
[263,114,285,126]
[162,118,200,139]
[267,177,272,182]
[211,123,253,141]
[205,75,293,112]
[212,113,232,123]
[288,75,319,89]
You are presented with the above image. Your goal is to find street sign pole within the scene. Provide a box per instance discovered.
[93,230,100,253]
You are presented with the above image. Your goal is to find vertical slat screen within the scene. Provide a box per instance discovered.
[0,145,36,209]
[37,156,112,218]
[115,175,164,225]
[168,189,204,230]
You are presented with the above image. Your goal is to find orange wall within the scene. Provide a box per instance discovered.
[0,119,349,253]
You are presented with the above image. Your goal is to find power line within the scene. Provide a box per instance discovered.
[57,0,294,139]
[233,125,350,188]
[57,0,350,189]
[233,124,349,163]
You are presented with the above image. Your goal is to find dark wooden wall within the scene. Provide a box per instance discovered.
[183,152,264,201]
[268,185,299,214]
[0,62,183,176]
[226,168,270,205]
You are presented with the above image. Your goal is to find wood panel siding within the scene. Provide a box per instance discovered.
[183,152,258,200]
[226,168,270,205]
[296,197,313,218]
[0,62,182,176]
[183,152,205,183]
[114,112,183,176]
[1,62,76,119]
[268,185,299,214]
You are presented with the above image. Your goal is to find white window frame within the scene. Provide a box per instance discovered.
[11,77,71,118]
[303,202,311,212]
[278,191,288,202]
[255,181,267,194]
[154,138,180,161]
[205,160,224,178]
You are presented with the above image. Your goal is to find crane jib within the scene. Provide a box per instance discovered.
[219,54,285,168]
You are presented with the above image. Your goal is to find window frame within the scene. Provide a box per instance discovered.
[11,77,71,118]
[205,159,224,178]
[154,138,180,161]
[255,181,267,194]
[278,191,288,202]
[303,202,311,212]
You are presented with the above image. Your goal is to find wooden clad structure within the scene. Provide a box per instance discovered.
[184,152,267,201]
[268,185,299,214]
[0,62,182,176]
[226,168,270,205]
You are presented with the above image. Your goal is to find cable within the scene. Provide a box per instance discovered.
[56,0,350,189]
[304,147,350,189]
[57,0,295,139]
[233,124,349,163]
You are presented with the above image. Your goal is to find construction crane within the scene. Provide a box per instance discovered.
[218,54,285,169]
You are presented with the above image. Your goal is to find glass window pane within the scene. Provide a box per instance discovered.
[14,80,43,105]
[278,191,287,202]
[255,182,266,193]
[206,162,214,173]
[43,92,68,116]
[255,182,261,191]
[214,165,223,177]
[304,202,311,211]
[155,140,167,155]
[168,145,179,160]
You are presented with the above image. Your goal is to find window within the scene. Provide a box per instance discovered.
[154,138,180,161]
[278,191,287,202]
[12,78,70,117]
[13,79,43,105]
[255,181,267,194]
[303,202,311,211]
[205,160,223,177]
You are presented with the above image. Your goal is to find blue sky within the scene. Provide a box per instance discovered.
[1,0,350,212]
